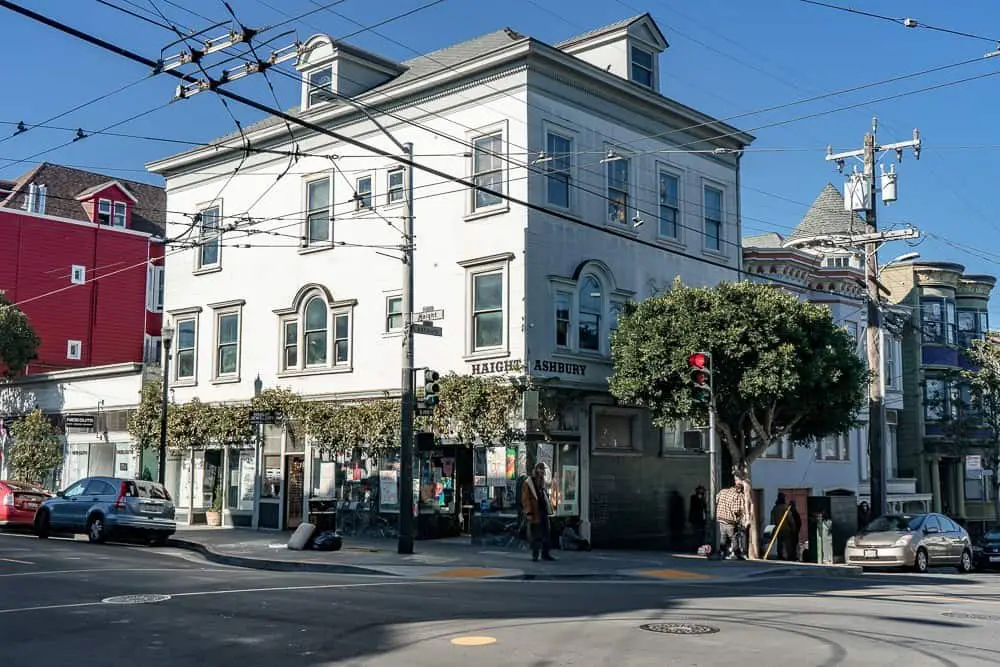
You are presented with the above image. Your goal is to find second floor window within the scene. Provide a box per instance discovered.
[579,276,602,352]
[921,298,956,345]
[176,318,197,380]
[387,168,405,206]
[958,309,989,348]
[704,186,723,251]
[472,272,503,350]
[356,175,372,210]
[658,171,679,238]
[280,292,353,372]
[216,312,240,377]
[545,132,571,209]
[386,296,403,332]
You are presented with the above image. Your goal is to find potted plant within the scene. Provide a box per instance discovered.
[206,477,223,527]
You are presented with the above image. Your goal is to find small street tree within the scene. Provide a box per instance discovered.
[0,292,41,376]
[7,408,63,485]
[962,337,1000,520]
[609,280,867,558]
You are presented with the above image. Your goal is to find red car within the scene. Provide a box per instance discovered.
[0,481,51,528]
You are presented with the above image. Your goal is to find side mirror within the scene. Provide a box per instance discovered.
[56,491,64,498]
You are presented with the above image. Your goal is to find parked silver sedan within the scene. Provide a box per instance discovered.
[845,513,974,573]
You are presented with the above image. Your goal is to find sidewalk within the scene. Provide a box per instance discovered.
[167,528,862,582]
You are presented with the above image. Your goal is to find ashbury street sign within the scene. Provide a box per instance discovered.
[466,358,592,377]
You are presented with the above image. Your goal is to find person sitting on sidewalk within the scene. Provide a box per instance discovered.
[715,482,746,560]
[560,516,592,551]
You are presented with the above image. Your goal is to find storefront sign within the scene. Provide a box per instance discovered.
[469,359,522,375]
[64,414,96,429]
[532,360,587,376]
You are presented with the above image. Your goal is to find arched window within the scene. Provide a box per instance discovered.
[304,297,328,366]
[578,275,602,351]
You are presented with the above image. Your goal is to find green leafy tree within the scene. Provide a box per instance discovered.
[609,280,867,558]
[426,374,522,446]
[0,292,41,376]
[127,380,164,454]
[7,409,63,485]
[963,337,1000,519]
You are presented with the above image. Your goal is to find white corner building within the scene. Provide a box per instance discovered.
[147,14,754,545]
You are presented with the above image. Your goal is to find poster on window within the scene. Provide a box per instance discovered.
[379,470,399,512]
[239,451,255,510]
[486,446,506,486]
[561,465,579,515]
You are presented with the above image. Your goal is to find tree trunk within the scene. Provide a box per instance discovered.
[736,460,760,560]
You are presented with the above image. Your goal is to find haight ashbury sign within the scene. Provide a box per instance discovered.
[467,358,592,378]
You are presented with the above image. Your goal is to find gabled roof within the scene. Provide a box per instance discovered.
[74,179,139,204]
[0,163,165,236]
[556,13,668,51]
[787,183,866,243]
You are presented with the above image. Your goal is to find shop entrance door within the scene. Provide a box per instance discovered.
[284,455,305,530]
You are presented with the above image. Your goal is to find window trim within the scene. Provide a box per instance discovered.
[97,198,112,225]
[459,253,513,360]
[194,203,222,273]
[112,201,127,228]
[66,339,82,361]
[172,314,199,386]
[656,163,682,241]
[355,173,373,211]
[554,289,572,350]
[274,287,357,377]
[703,182,725,254]
[466,120,509,220]
[816,433,850,462]
[591,405,643,456]
[605,146,632,228]
[146,263,164,312]
[548,261,634,359]
[210,301,244,384]
[302,172,334,250]
[920,297,956,346]
[629,44,655,88]
[385,294,404,334]
[386,167,405,208]
[306,65,335,108]
[543,125,574,211]
[70,265,86,285]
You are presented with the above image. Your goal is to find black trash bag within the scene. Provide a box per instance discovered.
[312,530,343,551]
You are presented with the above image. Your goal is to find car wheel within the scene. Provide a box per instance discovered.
[34,510,50,539]
[914,547,929,573]
[958,549,975,574]
[87,515,107,544]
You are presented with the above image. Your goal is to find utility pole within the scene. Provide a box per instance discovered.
[826,118,920,518]
[398,142,416,555]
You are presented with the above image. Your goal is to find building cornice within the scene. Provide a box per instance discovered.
[6,362,144,386]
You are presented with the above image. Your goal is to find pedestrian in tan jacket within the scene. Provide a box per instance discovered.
[521,462,555,561]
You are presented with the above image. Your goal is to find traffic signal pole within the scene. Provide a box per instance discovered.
[688,352,719,555]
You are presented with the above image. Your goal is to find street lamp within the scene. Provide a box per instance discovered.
[157,324,174,484]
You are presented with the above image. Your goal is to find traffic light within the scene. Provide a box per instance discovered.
[423,369,441,408]
[687,352,712,397]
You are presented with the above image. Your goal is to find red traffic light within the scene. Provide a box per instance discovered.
[688,352,708,369]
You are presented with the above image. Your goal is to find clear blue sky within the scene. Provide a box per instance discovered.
[2,0,999,316]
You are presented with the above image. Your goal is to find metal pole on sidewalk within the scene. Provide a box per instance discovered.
[398,141,416,555]
[708,401,719,556]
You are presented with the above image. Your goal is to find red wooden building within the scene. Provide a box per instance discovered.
[0,163,166,374]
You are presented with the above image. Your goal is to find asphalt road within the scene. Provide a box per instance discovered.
[3,531,1000,666]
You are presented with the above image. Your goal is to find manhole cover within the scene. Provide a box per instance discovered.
[640,623,719,635]
[102,594,172,605]
[944,612,1000,622]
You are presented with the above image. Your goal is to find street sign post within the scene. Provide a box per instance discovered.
[411,324,443,337]
[249,410,282,425]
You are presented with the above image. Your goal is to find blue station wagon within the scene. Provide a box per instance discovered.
[34,477,176,545]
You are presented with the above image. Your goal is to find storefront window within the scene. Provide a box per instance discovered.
[228,448,255,510]
[262,455,281,499]
[474,444,525,513]
[548,442,580,516]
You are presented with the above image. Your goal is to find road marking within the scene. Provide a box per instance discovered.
[0,601,103,615]
[169,579,444,598]
[450,636,497,646]
[634,569,713,580]
[0,557,33,565]
[431,568,506,579]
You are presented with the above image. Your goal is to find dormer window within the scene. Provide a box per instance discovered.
[97,199,112,224]
[630,46,654,88]
[112,202,127,228]
[22,183,47,214]
[308,67,335,107]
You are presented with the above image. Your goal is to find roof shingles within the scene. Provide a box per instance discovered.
[788,183,867,242]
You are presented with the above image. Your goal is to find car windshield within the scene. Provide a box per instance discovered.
[864,515,924,532]
[984,527,1000,540]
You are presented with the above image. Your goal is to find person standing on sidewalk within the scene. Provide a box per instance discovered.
[521,462,555,562]
[689,486,707,550]
[715,482,746,559]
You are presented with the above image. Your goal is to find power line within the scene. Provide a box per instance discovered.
[797,0,1000,44]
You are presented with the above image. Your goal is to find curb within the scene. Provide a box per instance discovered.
[167,539,397,577]
[745,564,864,579]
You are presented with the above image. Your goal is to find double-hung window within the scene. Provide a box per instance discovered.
[554,292,571,348]
[112,202,127,228]
[658,170,679,239]
[472,132,503,210]
[606,157,629,225]
[308,67,334,107]
[356,175,373,210]
[704,186,723,251]
[387,168,404,206]
[921,298,956,345]
[386,296,403,332]
[175,318,197,380]
[630,46,654,88]
[215,310,240,378]
[197,206,221,270]
[545,132,572,209]
[304,297,328,366]
[97,199,112,225]
[305,176,332,246]
[472,272,503,350]
[282,320,298,370]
